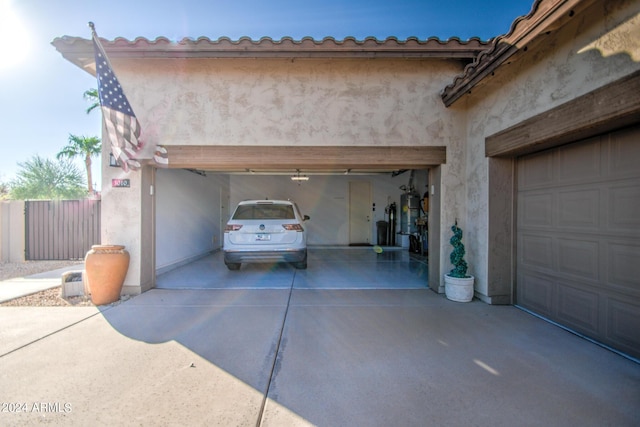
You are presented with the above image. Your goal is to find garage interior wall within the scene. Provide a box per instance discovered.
[155,169,229,274]
[155,169,428,274]
[229,171,428,246]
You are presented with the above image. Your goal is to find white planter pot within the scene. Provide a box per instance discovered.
[444,274,475,302]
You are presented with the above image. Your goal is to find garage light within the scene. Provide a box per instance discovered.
[291,170,309,182]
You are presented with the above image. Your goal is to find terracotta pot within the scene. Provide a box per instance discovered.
[85,245,130,305]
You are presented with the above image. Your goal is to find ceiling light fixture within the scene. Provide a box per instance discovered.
[291,169,309,181]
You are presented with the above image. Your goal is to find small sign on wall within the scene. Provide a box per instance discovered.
[112,179,130,188]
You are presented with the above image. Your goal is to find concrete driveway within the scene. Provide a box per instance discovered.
[1,248,638,426]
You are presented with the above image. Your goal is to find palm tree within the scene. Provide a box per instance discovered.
[57,134,101,195]
[83,88,100,115]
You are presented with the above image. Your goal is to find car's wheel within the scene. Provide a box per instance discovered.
[293,261,307,269]
[225,262,241,270]
[293,254,307,269]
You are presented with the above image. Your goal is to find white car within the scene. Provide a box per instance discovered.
[223,200,309,270]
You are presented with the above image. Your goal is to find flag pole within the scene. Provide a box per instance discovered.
[88,22,118,79]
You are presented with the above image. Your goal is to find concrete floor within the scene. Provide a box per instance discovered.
[1,248,638,426]
[157,247,429,290]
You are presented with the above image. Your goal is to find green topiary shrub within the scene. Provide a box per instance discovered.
[448,223,469,278]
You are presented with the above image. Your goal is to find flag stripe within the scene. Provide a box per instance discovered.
[92,33,142,171]
[92,26,168,170]
[101,106,141,151]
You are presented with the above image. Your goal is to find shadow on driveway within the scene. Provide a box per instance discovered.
[1,248,638,425]
[96,286,640,426]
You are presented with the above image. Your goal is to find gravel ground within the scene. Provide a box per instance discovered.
[0,260,83,281]
[0,286,94,307]
[0,260,93,307]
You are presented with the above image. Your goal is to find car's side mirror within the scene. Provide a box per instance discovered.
[304,215,310,221]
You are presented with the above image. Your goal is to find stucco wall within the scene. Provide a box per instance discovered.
[101,155,147,292]
[115,58,462,150]
[463,0,640,298]
[156,169,226,273]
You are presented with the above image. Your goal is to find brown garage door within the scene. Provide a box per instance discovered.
[516,124,640,359]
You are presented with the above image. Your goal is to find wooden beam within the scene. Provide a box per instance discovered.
[160,145,446,170]
[486,70,640,157]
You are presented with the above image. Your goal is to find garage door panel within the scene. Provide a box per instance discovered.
[557,283,599,334]
[558,188,600,229]
[556,137,602,184]
[517,124,640,359]
[609,185,640,229]
[517,272,554,317]
[519,192,554,227]
[607,242,640,291]
[607,298,640,355]
[557,238,600,280]
[519,234,554,271]
[517,151,554,189]
[607,126,640,178]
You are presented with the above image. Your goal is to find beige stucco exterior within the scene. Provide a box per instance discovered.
[462,0,640,302]
[53,0,640,300]
[119,59,463,149]
[98,55,470,293]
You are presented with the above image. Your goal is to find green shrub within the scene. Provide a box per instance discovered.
[449,223,469,278]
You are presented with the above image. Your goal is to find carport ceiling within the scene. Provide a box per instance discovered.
[161,145,446,174]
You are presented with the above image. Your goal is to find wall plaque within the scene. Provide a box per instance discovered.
[112,179,130,188]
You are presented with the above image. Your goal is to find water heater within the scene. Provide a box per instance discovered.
[400,192,420,234]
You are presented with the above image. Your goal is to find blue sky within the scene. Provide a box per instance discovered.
[0,0,534,188]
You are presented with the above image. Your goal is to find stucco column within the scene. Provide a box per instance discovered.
[436,118,468,294]
[101,147,155,295]
[486,157,514,304]
[0,201,25,263]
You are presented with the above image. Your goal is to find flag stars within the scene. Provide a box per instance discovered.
[93,38,138,118]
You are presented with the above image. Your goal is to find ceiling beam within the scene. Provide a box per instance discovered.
[159,145,446,171]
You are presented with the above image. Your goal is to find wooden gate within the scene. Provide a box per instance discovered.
[25,200,101,260]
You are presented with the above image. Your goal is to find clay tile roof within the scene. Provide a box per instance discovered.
[52,35,489,75]
[440,0,597,107]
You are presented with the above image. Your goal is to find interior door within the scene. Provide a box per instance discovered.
[349,181,371,245]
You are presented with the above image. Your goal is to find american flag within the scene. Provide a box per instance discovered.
[91,28,143,172]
